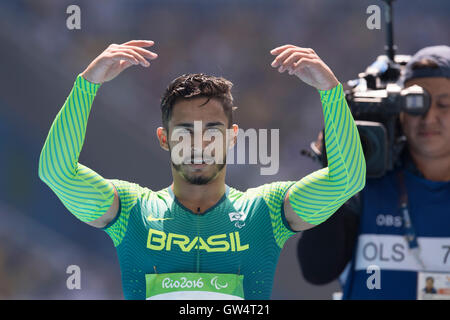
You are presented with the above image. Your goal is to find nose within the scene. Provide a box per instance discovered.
[189,136,209,159]
[188,129,221,148]
[421,103,440,126]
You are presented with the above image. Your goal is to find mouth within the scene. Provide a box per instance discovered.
[187,163,208,168]
[418,131,441,137]
[184,157,216,165]
[184,159,211,170]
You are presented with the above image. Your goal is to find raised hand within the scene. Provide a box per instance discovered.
[270,45,339,91]
[81,40,158,84]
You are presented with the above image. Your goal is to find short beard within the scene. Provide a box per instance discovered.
[179,162,226,185]
[172,162,226,185]
[170,147,227,185]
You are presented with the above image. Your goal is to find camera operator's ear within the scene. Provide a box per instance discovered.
[312,131,324,155]
[157,127,170,151]
[312,130,328,167]
[300,129,327,166]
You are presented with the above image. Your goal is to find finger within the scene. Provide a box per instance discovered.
[271,48,312,68]
[119,59,150,72]
[120,45,158,60]
[110,52,140,65]
[281,52,317,69]
[114,48,149,66]
[270,44,313,56]
[121,40,155,47]
[119,59,135,71]
[293,57,317,69]
[270,44,296,55]
[283,58,316,74]
[271,48,296,68]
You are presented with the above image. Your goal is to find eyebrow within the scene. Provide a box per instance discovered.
[205,121,225,127]
[436,93,449,99]
[174,121,225,128]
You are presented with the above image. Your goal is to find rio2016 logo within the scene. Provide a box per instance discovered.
[162,277,204,289]
[161,276,229,291]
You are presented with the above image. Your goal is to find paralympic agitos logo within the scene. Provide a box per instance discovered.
[147,229,249,252]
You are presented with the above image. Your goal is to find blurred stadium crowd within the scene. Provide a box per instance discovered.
[0,0,448,299]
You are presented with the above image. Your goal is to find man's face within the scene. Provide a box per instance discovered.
[161,97,237,185]
[426,278,434,289]
[400,77,450,158]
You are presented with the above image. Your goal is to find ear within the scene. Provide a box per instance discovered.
[227,124,239,150]
[399,112,407,129]
[157,127,170,151]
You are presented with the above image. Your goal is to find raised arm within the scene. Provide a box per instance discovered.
[38,40,158,228]
[269,45,366,231]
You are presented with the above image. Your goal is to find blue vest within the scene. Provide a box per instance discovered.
[342,167,450,299]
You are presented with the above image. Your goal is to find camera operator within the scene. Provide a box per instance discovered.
[297,45,450,299]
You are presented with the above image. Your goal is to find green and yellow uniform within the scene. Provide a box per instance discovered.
[38,75,365,299]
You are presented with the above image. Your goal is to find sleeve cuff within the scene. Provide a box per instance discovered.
[75,74,101,95]
[317,82,344,104]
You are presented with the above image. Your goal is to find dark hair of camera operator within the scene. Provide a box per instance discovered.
[296,46,450,299]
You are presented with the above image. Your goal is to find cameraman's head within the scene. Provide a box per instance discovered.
[399,45,450,180]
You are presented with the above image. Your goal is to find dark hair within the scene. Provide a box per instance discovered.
[411,58,439,70]
[404,58,441,85]
[160,73,237,131]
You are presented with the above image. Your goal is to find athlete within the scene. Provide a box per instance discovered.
[38,40,366,299]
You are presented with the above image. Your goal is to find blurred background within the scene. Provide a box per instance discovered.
[0,0,448,299]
